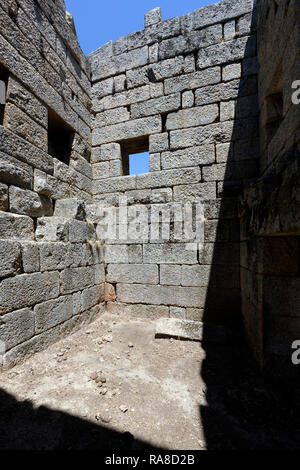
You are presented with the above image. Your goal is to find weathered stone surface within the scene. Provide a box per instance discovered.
[155,318,227,342]
[21,242,40,273]
[7,76,48,128]
[92,116,161,146]
[4,103,47,151]
[117,283,206,308]
[60,266,95,294]
[91,143,121,163]
[92,46,149,81]
[93,107,130,128]
[160,264,182,286]
[145,8,161,28]
[143,244,197,265]
[0,212,34,240]
[36,217,69,242]
[0,241,21,279]
[106,301,169,319]
[131,94,181,119]
[107,264,159,284]
[161,145,215,169]
[35,295,74,333]
[94,86,150,112]
[149,133,169,153]
[166,104,219,130]
[0,151,33,190]
[93,175,136,195]
[173,183,216,202]
[39,242,70,271]
[164,67,221,95]
[197,36,256,69]
[103,245,143,264]
[0,183,8,211]
[0,272,60,315]
[9,186,53,217]
[194,0,254,29]
[159,24,223,60]
[136,167,201,189]
[149,153,161,172]
[0,127,53,174]
[0,308,34,350]
[54,199,86,220]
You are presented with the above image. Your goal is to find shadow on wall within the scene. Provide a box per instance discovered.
[199,5,300,450]
[0,388,161,450]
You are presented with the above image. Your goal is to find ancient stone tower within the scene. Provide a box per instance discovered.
[0,0,299,378]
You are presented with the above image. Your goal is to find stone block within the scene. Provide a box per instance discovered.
[94,85,150,112]
[164,67,221,94]
[160,264,182,285]
[151,188,173,204]
[81,285,103,311]
[143,244,197,265]
[222,63,242,81]
[93,160,122,180]
[92,143,121,163]
[0,272,60,315]
[93,107,130,128]
[54,199,86,220]
[166,104,219,130]
[0,211,34,240]
[9,186,53,217]
[107,264,159,284]
[173,182,216,201]
[158,24,223,60]
[197,36,256,69]
[92,46,149,80]
[39,242,70,272]
[61,266,95,294]
[131,93,181,119]
[149,133,169,153]
[95,264,105,283]
[186,308,204,321]
[136,167,201,189]
[155,318,227,342]
[182,91,194,108]
[4,103,47,151]
[0,151,33,190]
[0,308,34,351]
[145,8,161,27]
[117,283,206,308]
[92,116,161,146]
[106,302,169,319]
[103,245,143,264]
[93,175,136,195]
[7,76,48,128]
[170,306,186,319]
[36,217,69,242]
[0,241,21,279]
[34,295,73,333]
[21,242,40,273]
[68,220,89,243]
[149,153,161,172]
[194,0,254,29]
[181,265,211,287]
[161,145,215,169]
[224,20,236,40]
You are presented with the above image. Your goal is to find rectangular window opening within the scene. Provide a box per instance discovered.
[0,64,9,126]
[121,137,149,176]
[48,108,75,165]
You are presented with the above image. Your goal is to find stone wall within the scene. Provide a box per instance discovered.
[0,0,106,369]
[240,0,300,376]
[88,0,259,325]
[0,0,298,376]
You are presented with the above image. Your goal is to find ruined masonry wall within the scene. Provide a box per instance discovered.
[89,0,259,323]
[240,0,300,374]
[0,0,105,370]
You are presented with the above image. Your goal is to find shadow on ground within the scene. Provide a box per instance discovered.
[0,388,161,450]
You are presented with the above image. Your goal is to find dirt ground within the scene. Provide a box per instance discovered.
[0,313,299,450]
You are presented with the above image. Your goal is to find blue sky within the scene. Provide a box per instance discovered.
[65,0,217,175]
[65,0,217,55]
